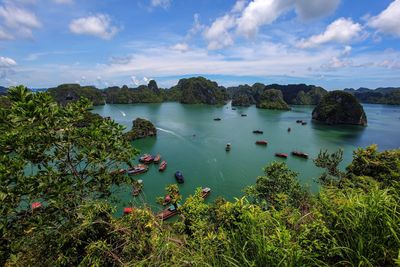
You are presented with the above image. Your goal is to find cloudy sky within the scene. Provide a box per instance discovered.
[0,0,399,89]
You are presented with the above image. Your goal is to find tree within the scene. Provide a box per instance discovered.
[0,85,137,264]
[314,148,344,186]
[164,184,181,210]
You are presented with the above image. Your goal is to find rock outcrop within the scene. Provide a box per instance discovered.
[124,118,157,141]
[312,91,367,126]
[256,89,291,110]
[48,84,105,106]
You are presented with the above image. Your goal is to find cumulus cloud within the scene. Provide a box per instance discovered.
[295,0,341,20]
[150,0,171,9]
[171,42,189,52]
[203,14,236,50]
[368,0,400,37]
[298,18,363,48]
[0,56,17,80]
[69,14,119,40]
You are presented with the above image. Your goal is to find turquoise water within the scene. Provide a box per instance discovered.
[92,103,400,213]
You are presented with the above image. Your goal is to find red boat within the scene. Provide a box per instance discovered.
[292,151,309,159]
[275,153,288,158]
[139,154,154,164]
[128,164,148,175]
[153,154,161,163]
[256,140,268,145]
[159,160,167,172]
[123,207,134,215]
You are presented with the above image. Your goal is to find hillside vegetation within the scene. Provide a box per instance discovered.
[1,86,399,266]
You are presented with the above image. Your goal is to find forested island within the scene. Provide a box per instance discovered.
[0,86,399,266]
[345,87,400,105]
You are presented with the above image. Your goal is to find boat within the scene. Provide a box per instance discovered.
[201,187,211,198]
[292,151,309,159]
[275,153,288,158]
[110,168,127,175]
[214,118,222,121]
[255,140,268,145]
[241,114,247,117]
[156,204,180,220]
[123,207,134,215]
[132,180,143,196]
[301,121,307,125]
[139,154,154,164]
[31,202,42,210]
[153,154,161,163]
[287,127,291,132]
[253,130,264,134]
[159,160,167,171]
[296,120,303,123]
[128,164,148,175]
[232,107,237,110]
[175,171,184,183]
[225,143,231,151]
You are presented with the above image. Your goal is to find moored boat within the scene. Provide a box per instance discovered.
[159,160,167,171]
[296,120,303,123]
[110,168,127,175]
[214,118,222,121]
[255,140,268,145]
[128,164,148,175]
[225,143,231,151]
[287,127,291,132]
[153,154,161,163]
[275,153,288,158]
[301,121,307,125]
[139,154,154,164]
[292,151,309,159]
[175,171,184,183]
[253,130,264,134]
[241,114,247,117]
[201,187,211,198]
[156,204,180,220]
[123,207,134,215]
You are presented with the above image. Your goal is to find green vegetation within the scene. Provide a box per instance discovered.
[124,117,157,141]
[345,87,400,105]
[312,90,368,126]
[256,89,291,110]
[104,81,164,104]
[1,85,399,266]
[48,83,106,106]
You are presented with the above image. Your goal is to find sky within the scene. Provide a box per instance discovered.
[0,0,399,90]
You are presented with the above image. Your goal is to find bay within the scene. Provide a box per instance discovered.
[92,103,400,213]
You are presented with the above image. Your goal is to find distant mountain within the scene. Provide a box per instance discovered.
[0,86,8,96]
[48,84,106,106]
[344,87,400,104]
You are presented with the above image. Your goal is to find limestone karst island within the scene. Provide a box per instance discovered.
[1,1,400,266]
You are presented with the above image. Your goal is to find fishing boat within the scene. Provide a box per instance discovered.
[241,114,247,117]
[201,187,211,198]
[287,127,291,132]
[301,121,307,125]
[296,120,303,123]
[132,180,143,196]
[110,168,127,175]
[292,151,309,159]
[255,140,268,145]
[128,164,148,175]
[275,153,288,158]
[214,118,222,121]
[153,154,161,163]
[253,130,264,134]
[159,160,167,172]
[225,143,231,151]
[139,154,154,164]
[175,171,184,183]
[156,204,180,220]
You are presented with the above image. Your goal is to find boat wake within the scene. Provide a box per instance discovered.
[156,127,185,140]
[121,111,126,117]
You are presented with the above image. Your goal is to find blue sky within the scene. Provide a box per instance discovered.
[0,0,399,90]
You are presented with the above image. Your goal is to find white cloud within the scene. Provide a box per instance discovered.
[232,0,248,13]
[53,0,73,4]
[171,42,189,52]
[150,0,171,9]
[0,27,13,40]
[368,0,400,37]
[69,14,119,40]
[298,18,363,48]
[0,56,17,67]
[295,0,341,20]
[203,14,236,50]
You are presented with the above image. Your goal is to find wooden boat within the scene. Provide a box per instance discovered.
[110,168,127,175]
[139,154,154,164]
[214,118,222,121]
[241,114,247,117]
[253,130,264,134]
[296,120,303,123]
[225,143,231,151]
[153,154,161,163]
[132,180,143,196]
[255,140,268,145]
[292,151,309,159]
[128,164,148,175]
[275,153,288,158]
[123,207,134,215]
[301,121,307,125]
[175,171,184,183]
[156,204,180,220]
[159,160,167,172]
[201,187,211,198]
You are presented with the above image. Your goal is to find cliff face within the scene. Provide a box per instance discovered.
[173,77,228,105]
[256,89,291,110]
[312,91,367,126]
[124,118,157,141]
[48,84,105,106]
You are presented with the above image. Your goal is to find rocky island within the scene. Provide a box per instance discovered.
[256,89,291,110]
[48,84,106,106]
[124,118,157,141]
[312,91,367,126]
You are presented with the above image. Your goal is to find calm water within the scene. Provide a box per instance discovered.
[92,103,400,214]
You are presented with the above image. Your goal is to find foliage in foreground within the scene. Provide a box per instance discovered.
[1,86,400,266]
